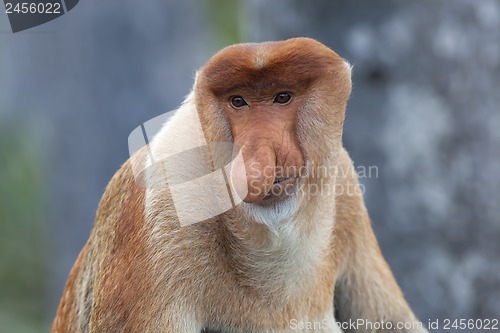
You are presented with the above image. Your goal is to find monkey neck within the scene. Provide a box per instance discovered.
[220,179,337,298]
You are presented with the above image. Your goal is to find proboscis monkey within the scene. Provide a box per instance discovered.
[52,38,428,333]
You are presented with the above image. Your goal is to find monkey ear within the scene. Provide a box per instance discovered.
[193,71,201,86]
[343,60,353,77]
[339,60,353,101]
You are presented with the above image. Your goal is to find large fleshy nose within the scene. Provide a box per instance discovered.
[230,135,305,203]
[237,143,276,203]
[228,106,305,203]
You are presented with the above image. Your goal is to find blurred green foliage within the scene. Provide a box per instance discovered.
[206,0,243,48]
[0,123,50,332]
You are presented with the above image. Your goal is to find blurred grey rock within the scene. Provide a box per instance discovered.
[245,0,500,324]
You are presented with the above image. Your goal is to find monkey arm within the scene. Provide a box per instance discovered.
[51,158,137,333]
[332,149,428,333]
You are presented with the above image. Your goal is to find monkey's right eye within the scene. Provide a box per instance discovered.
[230,96,248,109]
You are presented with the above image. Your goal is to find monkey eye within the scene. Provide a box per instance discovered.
[273,92,292,104]
[230,96,248,109]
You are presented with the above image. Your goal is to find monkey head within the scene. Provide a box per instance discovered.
[194,38,352,214]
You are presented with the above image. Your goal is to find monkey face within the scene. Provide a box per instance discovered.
[195,38,352,206]
[223,90,305,204]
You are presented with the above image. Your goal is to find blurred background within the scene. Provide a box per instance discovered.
[0,0,499,332]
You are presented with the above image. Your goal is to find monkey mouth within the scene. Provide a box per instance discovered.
[263,176,298,202]
[273,176,291,185]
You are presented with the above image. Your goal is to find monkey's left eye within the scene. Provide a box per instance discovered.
[230,96,248,109]
[273,92,292,104]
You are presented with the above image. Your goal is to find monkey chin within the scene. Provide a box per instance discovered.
[239,176,303,226]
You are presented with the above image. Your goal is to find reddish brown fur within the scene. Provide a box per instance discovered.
[52,38,426,333]
[201,40,342,98]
